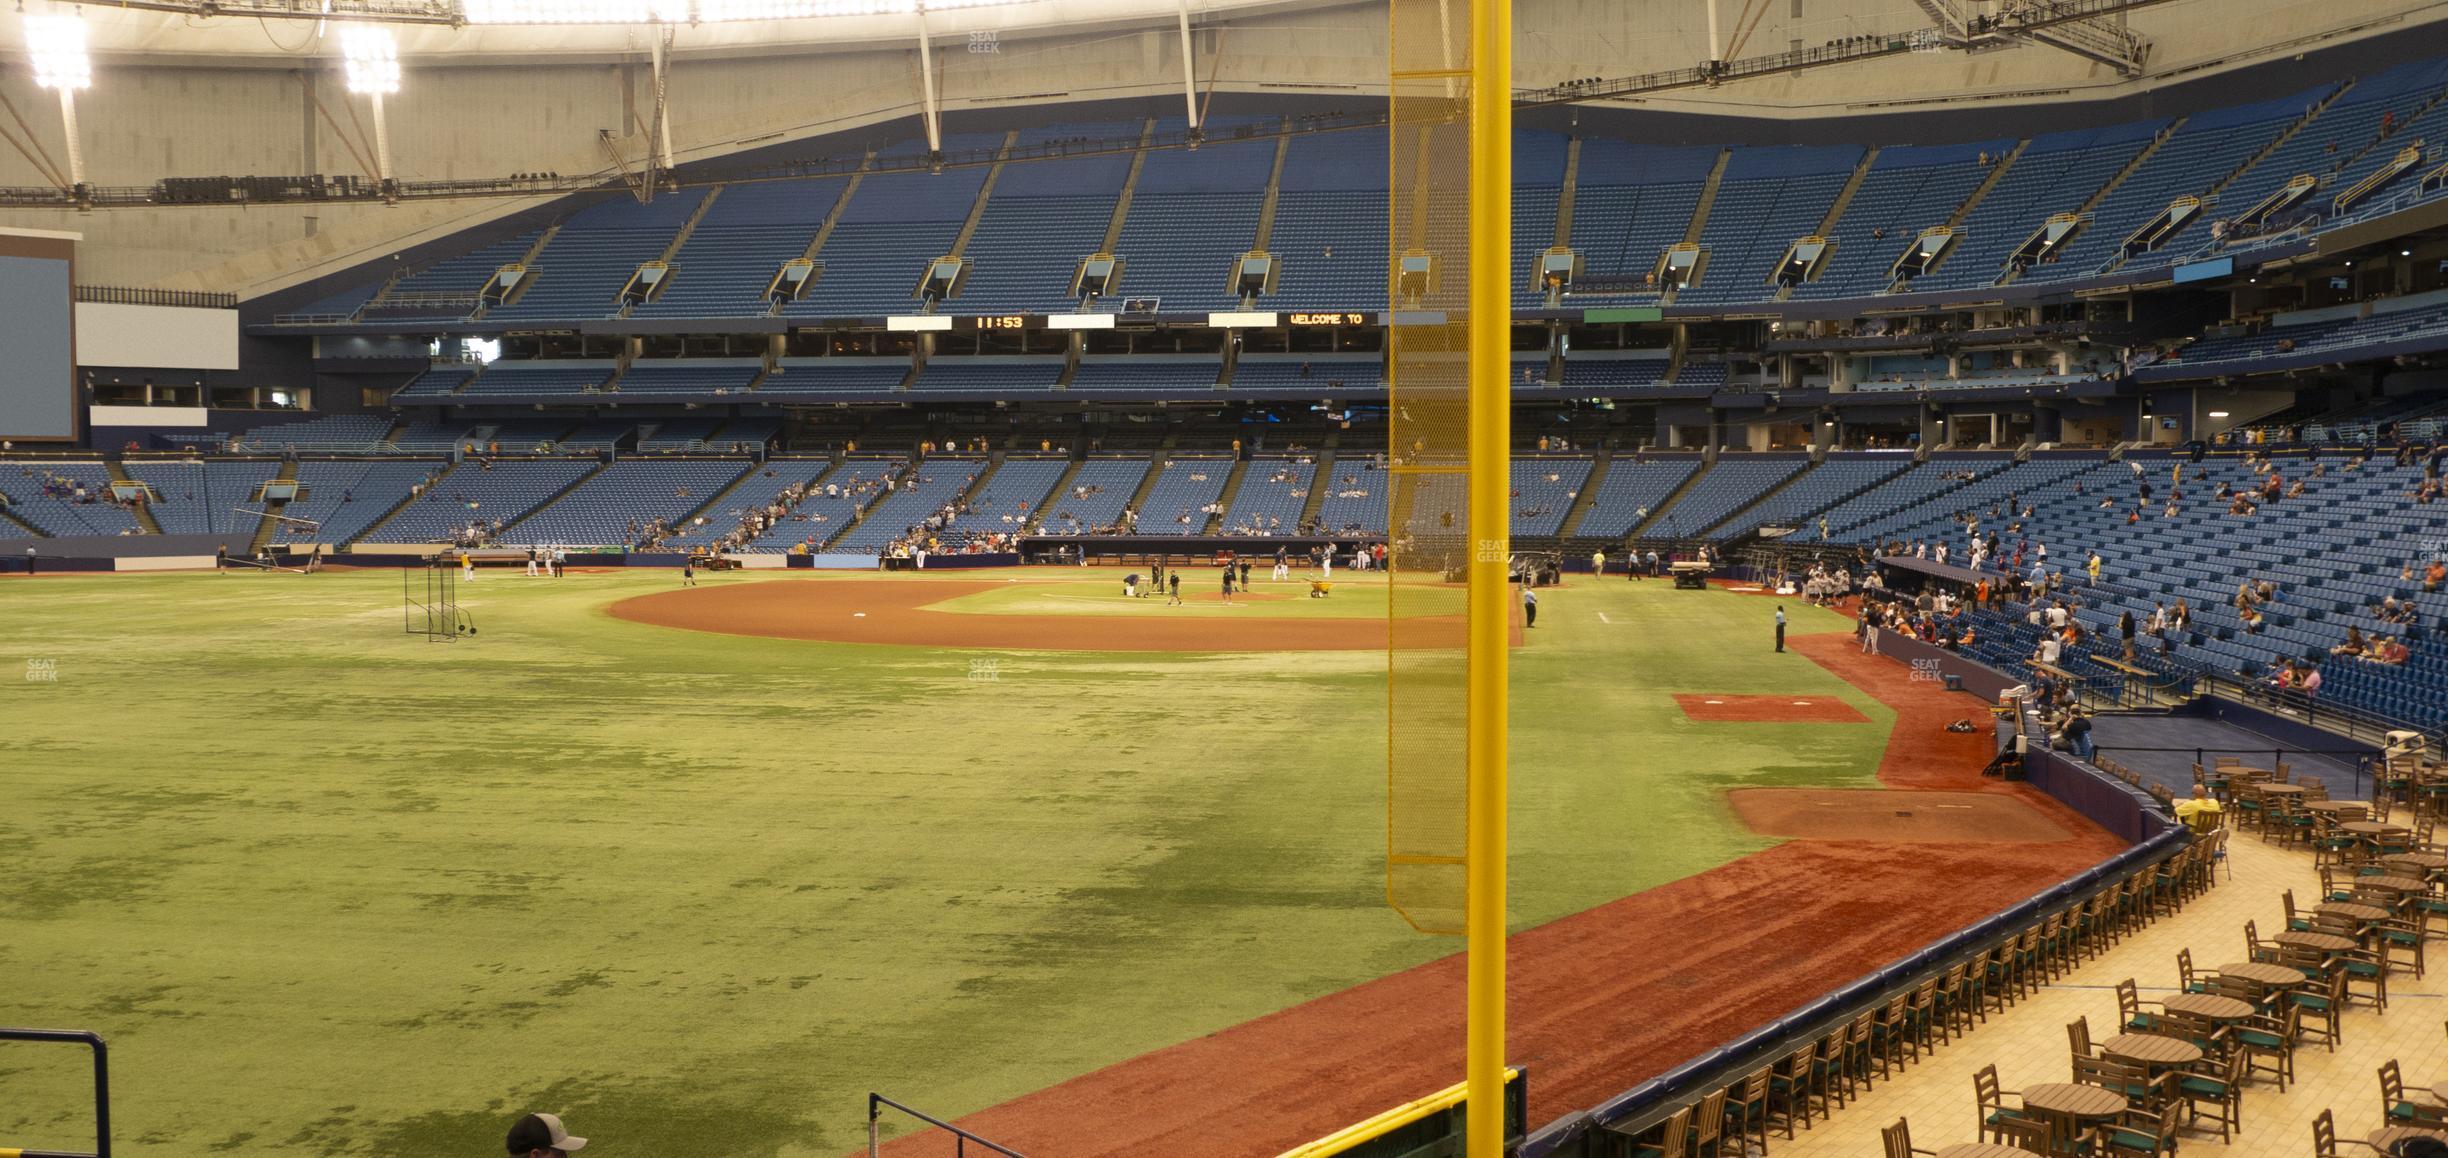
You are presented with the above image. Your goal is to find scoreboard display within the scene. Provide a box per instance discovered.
[1285,312,1371,326]
[962,314,1034,331]
[0,228,76,442]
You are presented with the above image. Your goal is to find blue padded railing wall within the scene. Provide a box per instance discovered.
[1516,650,2186,1158]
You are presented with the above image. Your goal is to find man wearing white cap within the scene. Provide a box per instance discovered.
[507,1112,587,1157]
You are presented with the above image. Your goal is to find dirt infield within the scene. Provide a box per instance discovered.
[609,577,1519,652]
[871,629,2125,1158]
[1673,694,1870,723]
[1729,788,2073,843]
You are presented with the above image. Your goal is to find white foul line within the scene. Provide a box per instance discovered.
[1598,611,1612,624]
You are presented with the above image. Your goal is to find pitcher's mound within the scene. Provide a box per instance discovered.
[1729,789,2072,843]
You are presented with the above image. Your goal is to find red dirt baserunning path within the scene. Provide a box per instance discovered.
[609,576,1524,651]
[868,628,2124,1158]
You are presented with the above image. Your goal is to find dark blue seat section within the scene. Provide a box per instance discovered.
[1232,356,1382,397]
[1711,454,1915,539]
[1675,144,1864,307]
[908,359,1065,397]
[1070,357,1221,396]
[124,460,285,536]
[504,457,748,547]
[1791,140,2009,300]
[1265,127,1390,312]
[1109,121,1275,314]
[955,129,1134,314]
[1034,457,1154,535]
[361,459,597,542]
[0,462,141,536]
[756,358,909,399]
[1634,455,1808,539]
[611,361,763,399]
[232,414,395,453]
[277,459,445,543]
[301,54,2448,326]
[1561,144,1720,304]
[781,132,1005,320]
[1825,449,2448,725]
[1907,121,2165,293]
[487,190,711,324]
[2024,89,2321,284]
[463,361,613,398]
[365,231,541,322]
[1512,132,1570,311]
[632,177,845,319]
[1572,456,1703,539]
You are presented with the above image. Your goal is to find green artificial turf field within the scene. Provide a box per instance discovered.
[0,569,1874,1157]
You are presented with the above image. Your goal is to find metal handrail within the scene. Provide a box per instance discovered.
[867,1094,1023,1158]
[0,1028,109,1158]
[74,285,235,310]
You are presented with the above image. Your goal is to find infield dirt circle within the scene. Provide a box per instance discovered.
[607,576,1513,651]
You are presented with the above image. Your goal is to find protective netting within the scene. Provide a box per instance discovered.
[1384,1,1481,936]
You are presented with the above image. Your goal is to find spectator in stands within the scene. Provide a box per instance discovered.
[2428,560,2446,592]
[506,1113,586,1157]
[2334,627,2369,657]
[2062,709,2095,762]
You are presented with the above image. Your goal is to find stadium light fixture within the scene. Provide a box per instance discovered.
[340,26,402,199]
[462,0,687,22]
[2208,410,2231,418]
[25,12,90,197]
[698,0,913,17]
[26,13,91,92]
[342,26,400,94]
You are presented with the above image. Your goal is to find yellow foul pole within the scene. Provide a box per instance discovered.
[1464,0,1509,1150]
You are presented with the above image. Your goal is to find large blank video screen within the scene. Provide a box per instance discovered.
[0,246,75,441]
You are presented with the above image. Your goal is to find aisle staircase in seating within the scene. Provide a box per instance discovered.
[947,134,1018,263]
[1121,452,1170,529]
[1556,451,1611,539]
[1626,459,1712,540]
[1037,457,1090,530]
[499,460,613,540]
[767,153,869,318]
[469,225,562,318]
[1097,120,1159,260]
[1947,139,2029,227]
[672,461,767,536]
[105,460,163,535]
[0,500,40,537]
[349,463,457,544]
[1297,450,1335,529]
[1204,455,1253,534]
[245,460,301,553]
